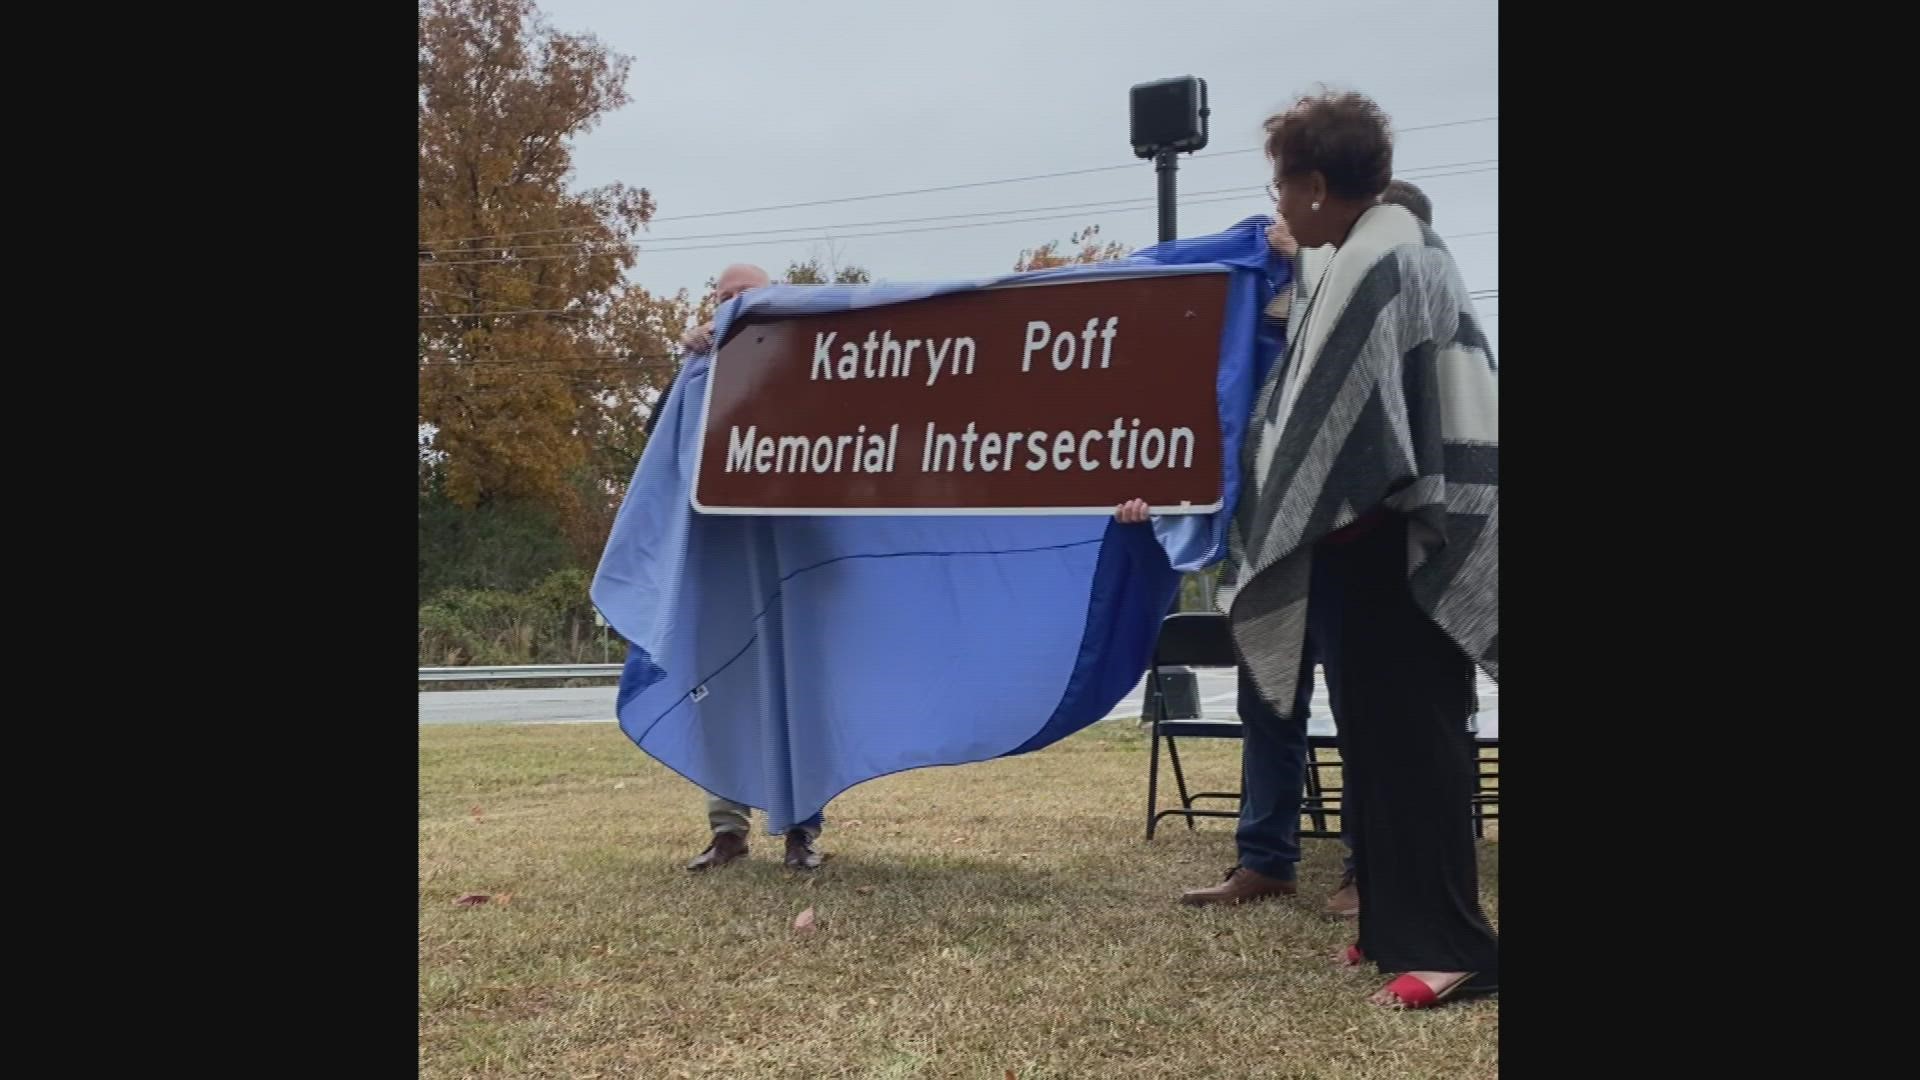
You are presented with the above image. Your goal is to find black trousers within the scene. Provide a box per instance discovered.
[1315,517,1498,981]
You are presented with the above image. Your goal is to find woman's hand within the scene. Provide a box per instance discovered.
[1113,498,1150,524]
[1267,215,1299,258]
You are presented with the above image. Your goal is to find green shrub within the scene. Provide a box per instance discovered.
[418,568,626,667]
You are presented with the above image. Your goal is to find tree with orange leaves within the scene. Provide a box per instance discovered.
[1013,224,1133,271]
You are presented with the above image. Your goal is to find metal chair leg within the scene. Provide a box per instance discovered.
[1471,746,1488,839]
[1165,735,1197,831]
[1300,744,1326,834]
[1145,671,1165,840]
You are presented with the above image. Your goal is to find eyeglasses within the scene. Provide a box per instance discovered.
[1265,181,1283,204]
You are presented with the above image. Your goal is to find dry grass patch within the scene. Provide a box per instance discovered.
[420,720,1497,1078]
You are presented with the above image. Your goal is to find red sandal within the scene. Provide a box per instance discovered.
[1374,972,1492,1010]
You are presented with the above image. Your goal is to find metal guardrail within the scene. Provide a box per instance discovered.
[418,663,622,683]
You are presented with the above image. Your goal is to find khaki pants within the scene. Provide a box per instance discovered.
[707,792,823,839]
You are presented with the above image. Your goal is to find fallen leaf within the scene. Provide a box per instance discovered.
[454,893,490,907]
[468,805,484,821]
[1007,1071,1016,1080]
[855,885,875,895]
[495,892,513,907]
[792,906,818,934]
[613,781,626,790]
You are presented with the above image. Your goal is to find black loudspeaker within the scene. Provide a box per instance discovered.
[1130,76,1210,158]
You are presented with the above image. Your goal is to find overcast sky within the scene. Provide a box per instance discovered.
[538,0,1498,352]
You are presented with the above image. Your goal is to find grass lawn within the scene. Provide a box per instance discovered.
[420,719,1498,1079]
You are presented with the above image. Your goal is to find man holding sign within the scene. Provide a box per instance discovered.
[657,263,830,873]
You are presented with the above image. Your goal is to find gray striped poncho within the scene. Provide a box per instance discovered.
[1221,203,1499,710]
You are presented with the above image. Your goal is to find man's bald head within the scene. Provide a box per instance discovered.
[715,263,771,303]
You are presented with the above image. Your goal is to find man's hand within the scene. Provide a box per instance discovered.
[1113,498,1150,524]
[680,321,715,354]
[1266,215,1299,258]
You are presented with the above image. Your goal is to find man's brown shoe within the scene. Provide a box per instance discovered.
[1324,871,1359,918]
[1179,865,1297,907]
[783,829,826,870]
[686,830,748,872]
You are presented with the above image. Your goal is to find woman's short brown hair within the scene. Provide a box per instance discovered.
[1263,91,1394,201]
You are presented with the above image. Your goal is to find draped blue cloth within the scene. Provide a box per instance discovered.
[590,217,1285,832]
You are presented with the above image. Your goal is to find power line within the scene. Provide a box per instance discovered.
[442,189,1256,254]
[419,115,1498,245]
[419,260,621,305]
[423,376,667,392]
[422,268,1494,331]
[420,354,677,367]
[424,159,1497,258]
[428,159,1499,257]
[421,222,1496,309]
[419,285,650,323]
[421,307,596,319]
[428,169,1496,266]
[623,115,1500,223]
[419,285,552,306]
[420,365,670,383]
[420,180,1499,266]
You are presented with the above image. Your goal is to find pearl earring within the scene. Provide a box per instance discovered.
[1311,201,1321,212]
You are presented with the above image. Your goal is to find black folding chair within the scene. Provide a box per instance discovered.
[1143,609,1500,842]
[1300,736,1344,839]
[1470,715,1499,838]
[1143,612,1246,839]
[1300,724,1500,839]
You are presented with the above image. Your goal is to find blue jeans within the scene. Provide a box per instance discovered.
[1235,619,1355,882]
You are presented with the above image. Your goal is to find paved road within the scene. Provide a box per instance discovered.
[420,668,1499,738]
[418,685,620,727]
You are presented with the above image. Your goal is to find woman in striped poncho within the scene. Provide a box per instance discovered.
[1119,89,1499,1010]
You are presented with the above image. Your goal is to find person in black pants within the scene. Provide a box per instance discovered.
[1252,90,1497,1009]
[1119,88,1498,1006]
[1315,514,1497,1000]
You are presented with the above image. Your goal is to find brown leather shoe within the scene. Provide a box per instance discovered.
[1324,870,1360,918]
[783,829,825,870]
[1179,865,1297,907]
[686,830,748,872]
